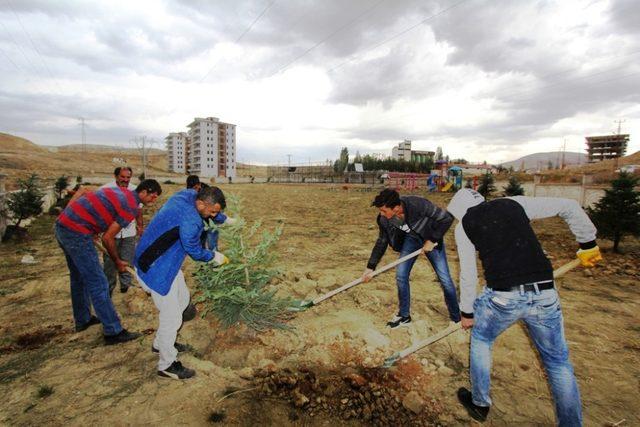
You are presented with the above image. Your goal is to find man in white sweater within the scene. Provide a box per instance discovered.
[448,189,602,426]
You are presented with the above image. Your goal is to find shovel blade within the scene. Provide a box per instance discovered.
[287,299,314,312]
[382,353,400,368]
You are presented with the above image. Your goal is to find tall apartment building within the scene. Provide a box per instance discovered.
[187,117,236,179]
[166,116,236,178]
[165,132,189,173]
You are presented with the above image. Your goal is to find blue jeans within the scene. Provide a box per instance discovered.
[206,230,219,251]
[395,235,461,322]
[470,286,581,426]
[55,223,123,335]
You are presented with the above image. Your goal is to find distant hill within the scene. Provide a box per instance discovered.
[0,133,174,190]
[0,132,47,152]
[500,151,587,171]
[48,144,165,155]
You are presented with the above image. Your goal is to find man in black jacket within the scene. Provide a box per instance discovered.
[362,189,460,328]
[448,189,602,425]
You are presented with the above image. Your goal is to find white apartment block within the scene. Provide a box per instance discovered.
[165,132,189,173]
[392,139,412,160]
[187,117,236,179]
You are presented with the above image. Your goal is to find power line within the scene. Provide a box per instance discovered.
[327,0,471,74]
[199,0,276,83]
[236,0,276,43]
[0,45,21,71]
[6,0,62,91]
[269,0,387,77]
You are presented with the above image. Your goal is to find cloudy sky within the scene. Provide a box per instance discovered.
[1,0,639,165]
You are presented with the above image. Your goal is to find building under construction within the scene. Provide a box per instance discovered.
[585,134,629,163]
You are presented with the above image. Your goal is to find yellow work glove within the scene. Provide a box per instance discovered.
[576,246,602,267]
[212,251,230,266]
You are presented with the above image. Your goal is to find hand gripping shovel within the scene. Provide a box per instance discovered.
[382,257,583,368]
[94,241,139,281]
[288,247,425,312]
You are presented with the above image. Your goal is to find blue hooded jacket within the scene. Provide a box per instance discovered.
[134,189,213,295]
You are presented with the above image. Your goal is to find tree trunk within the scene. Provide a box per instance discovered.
[613,232,621,253]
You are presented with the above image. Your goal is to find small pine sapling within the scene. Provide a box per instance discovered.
[503,176,524,196]
[195,195,291,331]
[477,172,496,198]
[588,172,640,253]
[6,173,45,228]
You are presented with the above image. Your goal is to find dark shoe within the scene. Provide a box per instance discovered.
[387,315,411,329]
[104,329,142,345]
[158,361,195,380]
[75,315,101,332]
[120,286,129,294]
[152,342,189,353]
[182,303,197,322]
[457,387,489,422]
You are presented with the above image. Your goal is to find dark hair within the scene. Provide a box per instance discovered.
[200,183,210,190]
[372,188,401,208]
[136,179,162,195]
[197,186,226,210]
[186,175,200,189]
[114,166,133,176]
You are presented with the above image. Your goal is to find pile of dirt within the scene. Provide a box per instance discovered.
[249,366,443,425]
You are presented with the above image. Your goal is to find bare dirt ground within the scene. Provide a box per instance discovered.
[0,184,638,426]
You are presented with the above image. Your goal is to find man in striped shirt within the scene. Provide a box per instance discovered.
[55,179,162,345]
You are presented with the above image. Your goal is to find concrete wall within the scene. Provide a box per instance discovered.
[494,176,608,208]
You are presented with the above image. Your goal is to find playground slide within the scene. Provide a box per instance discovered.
[441,182,452,192]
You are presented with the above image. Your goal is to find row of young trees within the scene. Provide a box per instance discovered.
[332,147,434,173]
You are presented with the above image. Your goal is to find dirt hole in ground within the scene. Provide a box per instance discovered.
[242,366,444,426]
[0,325,65,354]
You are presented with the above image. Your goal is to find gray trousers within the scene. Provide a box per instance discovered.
[103,236,136,295]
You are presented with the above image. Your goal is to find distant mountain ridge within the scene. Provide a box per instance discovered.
[500,151,587,171]
[41,144,165,154]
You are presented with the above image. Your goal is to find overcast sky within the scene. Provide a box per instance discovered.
[1,0,639,165]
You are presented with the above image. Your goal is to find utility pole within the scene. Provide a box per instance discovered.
[561,138,566,169]
[614,119,625,135]
[79,117,86,154]
[287,154,292,168]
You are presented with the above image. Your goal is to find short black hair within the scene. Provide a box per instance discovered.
[372,188,401,208]
[197,186,226,210]
[114,166,133,176]
[186,175,200,189]
[136,179,162,195]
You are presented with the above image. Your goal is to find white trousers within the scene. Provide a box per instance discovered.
[138,270,190,370]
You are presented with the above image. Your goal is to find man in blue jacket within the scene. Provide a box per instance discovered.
[134,186,229,380]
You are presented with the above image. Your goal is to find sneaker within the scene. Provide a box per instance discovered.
[457,387,489,422]
[387,315,411,329]
[158,361,195,380]
[152,342,189,353]
[104,329,142,345]
[75,315,101,332]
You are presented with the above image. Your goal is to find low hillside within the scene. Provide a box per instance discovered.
[1,133,175,190]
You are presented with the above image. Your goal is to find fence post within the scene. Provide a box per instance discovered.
[580,174,593,207]
[533,174,541,197]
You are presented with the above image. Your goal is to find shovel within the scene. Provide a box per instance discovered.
[382,257,583,368]
[288,247,425,312]
[94,241,138,279]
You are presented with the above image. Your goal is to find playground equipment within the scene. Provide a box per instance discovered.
[387,172,429,191]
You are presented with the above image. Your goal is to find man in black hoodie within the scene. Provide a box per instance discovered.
[362,189,460,328]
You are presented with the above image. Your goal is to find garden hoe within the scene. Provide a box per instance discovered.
[288,247,425,312]
[382,257,583,368]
